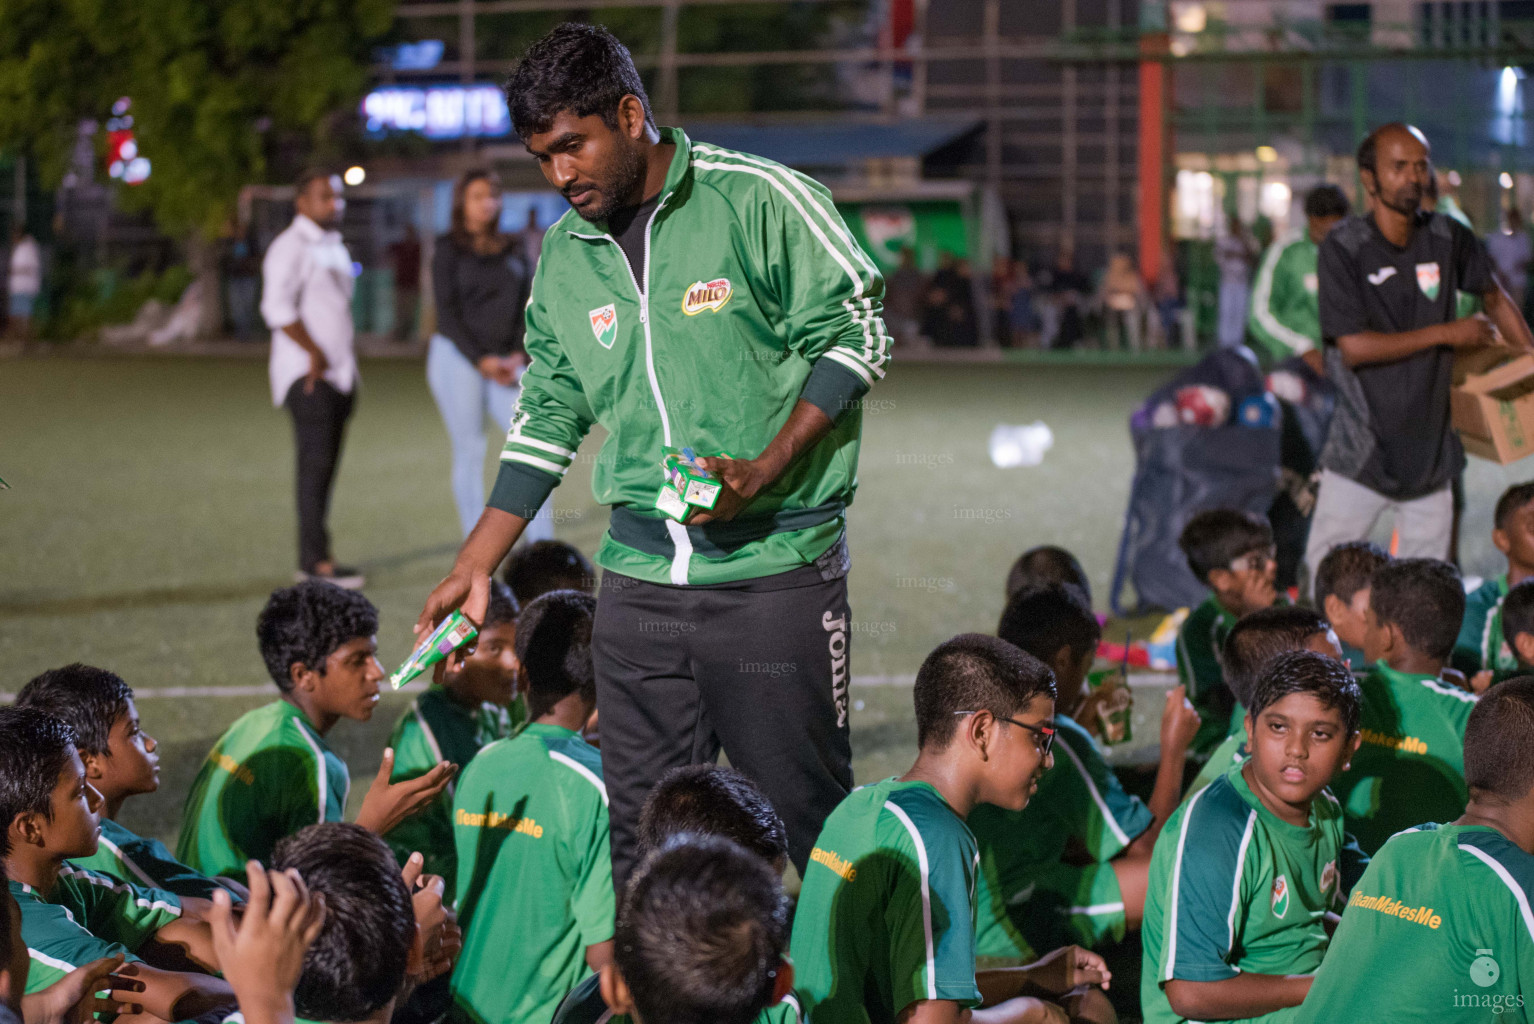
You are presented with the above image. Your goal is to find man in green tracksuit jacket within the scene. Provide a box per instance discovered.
[417,23,891,887]
[1247,184,1350,368]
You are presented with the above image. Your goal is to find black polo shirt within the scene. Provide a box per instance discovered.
[1317,210,1491,499]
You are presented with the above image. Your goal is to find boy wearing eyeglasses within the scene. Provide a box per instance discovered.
[1177,509,1280,758]
[790,634,1117,1024]
[1140,650,1362,1024]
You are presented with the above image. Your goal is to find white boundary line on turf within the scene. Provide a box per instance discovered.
[0,674,925,702]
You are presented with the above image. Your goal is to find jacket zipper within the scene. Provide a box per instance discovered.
[603,197,673,446]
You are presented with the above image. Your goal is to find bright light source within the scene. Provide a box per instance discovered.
[344,165,366,187]
[1502,172,1515,189]
[1260,181,1292,221]
[1172,2,1207,34]
[1255,145,1278,163]
[1448,170,1462,187]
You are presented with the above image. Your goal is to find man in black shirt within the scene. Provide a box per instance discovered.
[1305,123,1534,591]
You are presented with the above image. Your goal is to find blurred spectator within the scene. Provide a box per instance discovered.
[883,246,925,346]
[1038,249,1090,349]
[1007,260,1040,346]
[988,255,1016,345]
[923,252,978,347]
[1425,170,1474,230]
[6,225,40,341]
[388,225,422,342]
[1098,251,1148,351]
[1153,243,1183,348]
[1486,205,1532,310]
[518,208,546,268]
[222,217,261,341]
[1214,212,1259,347]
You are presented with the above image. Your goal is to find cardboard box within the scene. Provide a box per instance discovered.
[1453,347,1534,464]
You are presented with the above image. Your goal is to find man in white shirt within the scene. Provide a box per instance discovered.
[260,170,364,588]
[7,227,40,341]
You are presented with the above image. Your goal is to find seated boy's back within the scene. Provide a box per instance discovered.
[451,591,612,1024]
[1298,679,1534,1022]
[1332,559,1476,853]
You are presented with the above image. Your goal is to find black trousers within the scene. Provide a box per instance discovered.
[591,548,854,891]
[284,379,354,572]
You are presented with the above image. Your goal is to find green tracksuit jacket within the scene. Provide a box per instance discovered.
[1247,230,1320,361]
[488,127,891,585]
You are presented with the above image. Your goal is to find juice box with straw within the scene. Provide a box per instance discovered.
[1087,629,1134,746]
[389,609,478,690]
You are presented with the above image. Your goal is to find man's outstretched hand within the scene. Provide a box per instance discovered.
[354,749,457,836]
[416,569,491,636]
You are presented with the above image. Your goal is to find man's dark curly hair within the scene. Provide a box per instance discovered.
[257,581,379,692]
[15,664,134,756]
[504,22,654,142]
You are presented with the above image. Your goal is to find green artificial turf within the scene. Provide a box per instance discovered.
[1,352,1527,843]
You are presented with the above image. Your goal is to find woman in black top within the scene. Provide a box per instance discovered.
[426,169,551,540]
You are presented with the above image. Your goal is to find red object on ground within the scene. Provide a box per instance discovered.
[1096,641,1151,668]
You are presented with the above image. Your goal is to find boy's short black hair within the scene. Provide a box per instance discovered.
[1495,482,1534,532]
[501,540,596,606]
[0,862,10,968]
[0,708,79,852]
[1249,649,1362,734]
[1369,558,1465,662]
[1222,606,1332,709]
[257,581,379,692]
[483,580,520,631]
[1502,580,1534,660]
[1004,545,1090,603]
[1314,540,1390,606]
[1178,509,1273,585]
[514,589,597,719]
[638,764,788,867]
[616,834,790,1024]
[14,664,133,757]
[271,823,414,1023]
[914,633,1057,749]
[1304,184,1351,220]
[996,583,1100,664]
[1464,676,1534,802]
[505,23,654,143]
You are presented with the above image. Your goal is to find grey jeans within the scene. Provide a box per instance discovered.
[1303,469,1454,599]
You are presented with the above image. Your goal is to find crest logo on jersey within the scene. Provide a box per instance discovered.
[1320,860,1339,896]
[1271,875,1290,917]
[682,278,732,316]
[1417,261,1441,300]
[589,304,618,348]
[1471,949,1501,988]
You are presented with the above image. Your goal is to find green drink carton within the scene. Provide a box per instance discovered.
[1087,630,1134,746]
[657,446,726,521]
[390,609,477,690]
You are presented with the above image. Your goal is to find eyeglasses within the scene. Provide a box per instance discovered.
[953,711,1056,756]
[1228,548,1277,573]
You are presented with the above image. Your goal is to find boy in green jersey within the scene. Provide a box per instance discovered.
[1453,483,1534,685]
[1334,558,1478,854]
[1141,650,1362,1024]
[1297,677,1534,1022]
[177,582,456,882]
[1500,581,1534,676]
[1312,540,1390,671]
[1187,607,1344,798]
[553,764,801,1024]
[1177,510,1280,758]
[969,585,1202,961]
[600,835,795,1024]
[383,583,522,892]
[451,590,611,1024]
[792,633,1115,1024]
[0,707,237,1019]
[270,823,450,1024]
[15,664,244,902]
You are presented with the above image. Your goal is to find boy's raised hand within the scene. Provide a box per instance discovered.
[21,954,142,1024]
[209,861,326,1024]
[1160,685,1202,755]
[400,854,462,985]
[354,749,458,836]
